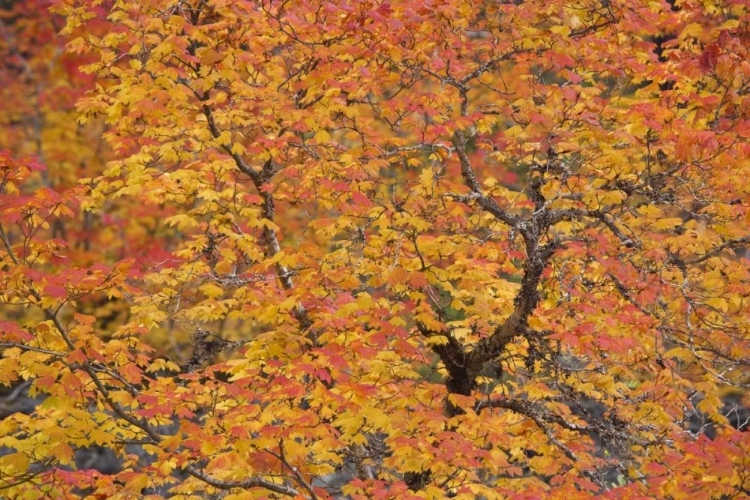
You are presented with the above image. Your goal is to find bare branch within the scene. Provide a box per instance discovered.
[185,464,302,497]
[451,131,519,228]
[268,439,320,500]
[684,235,750,265]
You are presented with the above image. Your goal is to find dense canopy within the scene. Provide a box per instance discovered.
[1,0,750,498]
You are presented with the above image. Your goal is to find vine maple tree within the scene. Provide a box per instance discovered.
[1,0,750,498]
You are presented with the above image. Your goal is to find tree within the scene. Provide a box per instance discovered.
[1,0,750,498]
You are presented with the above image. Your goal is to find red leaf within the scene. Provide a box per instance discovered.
[67,348,87,365]
[351,191,373,208]
[0,321,34,341]
[699,44,719,72]
[408,272,428,288]
[43,284,68,300]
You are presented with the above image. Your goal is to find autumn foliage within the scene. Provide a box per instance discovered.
[1,0,750,498]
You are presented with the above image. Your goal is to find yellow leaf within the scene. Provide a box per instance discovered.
[704,297,728,313]
[199,282,225,299]
[163,214,198,230]
[504,125,524,138]
[314,129,331,143]
[125,473,149,491]
[664,346,693,362]
[425,335,450,346]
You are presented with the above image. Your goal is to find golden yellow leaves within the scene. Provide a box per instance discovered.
[581,189,626,210]
[4,0,750,498]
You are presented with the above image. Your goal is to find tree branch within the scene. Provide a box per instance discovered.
[185,464,301,497]
[267,439,320,500]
